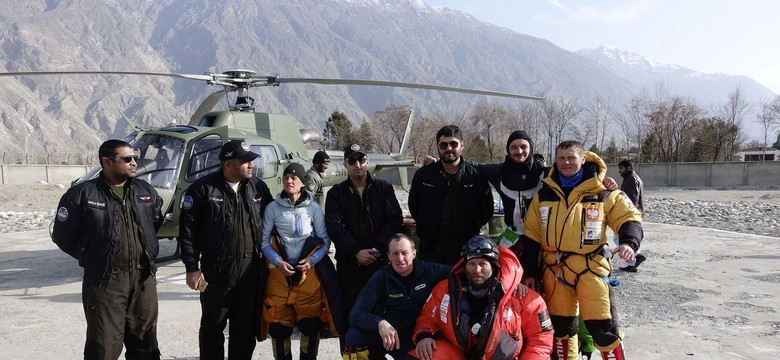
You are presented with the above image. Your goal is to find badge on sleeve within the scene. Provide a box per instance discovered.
[56,207,69,222]
[538,309,553,331]
[181,195,194,210]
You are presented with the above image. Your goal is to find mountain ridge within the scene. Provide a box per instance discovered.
[0,0,773,162]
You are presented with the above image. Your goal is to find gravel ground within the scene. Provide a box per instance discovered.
[4,183,780,238]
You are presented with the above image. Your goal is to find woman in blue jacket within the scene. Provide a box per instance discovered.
[260,163,332,360]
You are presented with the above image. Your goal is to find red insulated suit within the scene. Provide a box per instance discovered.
[412,247,553,360]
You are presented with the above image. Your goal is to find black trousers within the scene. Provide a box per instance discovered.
[82,269,160,360]
[199,257,260,360]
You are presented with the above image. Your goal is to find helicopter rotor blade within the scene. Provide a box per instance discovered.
[0,70,215,82]
[271,77,543,101]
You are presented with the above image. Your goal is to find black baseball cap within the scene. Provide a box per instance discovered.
[219,140,259,162]
[343,144,366,159]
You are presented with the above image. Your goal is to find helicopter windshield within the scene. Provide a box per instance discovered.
[134,134,185,189]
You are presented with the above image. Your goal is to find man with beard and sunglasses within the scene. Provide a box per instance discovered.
[409,125,493,266]
[53,139,164,359]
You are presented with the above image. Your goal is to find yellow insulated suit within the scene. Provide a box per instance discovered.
[522,152,643,357]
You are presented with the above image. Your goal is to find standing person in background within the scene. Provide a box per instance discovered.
[261,162,334,360]
[53,139,164,360]
[617,159,646,272]
[325,143,403,357]
[179,140,273,360]
[409,125,493,265]
[305,150,331,208]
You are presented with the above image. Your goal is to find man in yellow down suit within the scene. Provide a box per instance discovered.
[519,140,643,360]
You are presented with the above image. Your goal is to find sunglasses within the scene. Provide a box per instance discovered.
[347,157,367,165]
[438,141,460,150]
[113,155,139,163]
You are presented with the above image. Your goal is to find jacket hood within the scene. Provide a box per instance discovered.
[544,151,607,194]
[450,246,523,300]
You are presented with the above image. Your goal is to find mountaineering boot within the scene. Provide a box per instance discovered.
[600,343,626,360]
[271,336,292,360]
[299,331,321,360]
[341,346,370,360]
[552,336,570,360]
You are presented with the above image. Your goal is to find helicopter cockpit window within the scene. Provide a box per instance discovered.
[133,134,185,189]
[186,134,223,183]
[249,145,279,180]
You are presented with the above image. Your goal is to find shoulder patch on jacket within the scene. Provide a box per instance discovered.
[137,194,153,202]
[56,207,69,221]
[440,294,450,323]
[538,308,553,331]
[181,195,194,210]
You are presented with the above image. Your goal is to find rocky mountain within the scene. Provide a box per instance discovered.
[577,45,777,138]
[0,0,771,162]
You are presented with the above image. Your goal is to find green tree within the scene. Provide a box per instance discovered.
[467,135,491,163]
[641,133,659,162]
[604,138,619,164]
[323,111,354,150]
[773,130,780,149]
[352,120,376,151]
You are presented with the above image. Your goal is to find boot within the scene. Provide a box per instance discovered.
[552,337,569,360]
[342,346,369,360]
[271,336,292,360]
[300,331,321,360]
[600,343,626,360]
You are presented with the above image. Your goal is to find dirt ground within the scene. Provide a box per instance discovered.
[1,185,779,358]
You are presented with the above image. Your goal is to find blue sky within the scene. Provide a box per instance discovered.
[426,0,780,95]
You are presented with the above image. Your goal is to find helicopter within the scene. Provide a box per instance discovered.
[1,69,543,241]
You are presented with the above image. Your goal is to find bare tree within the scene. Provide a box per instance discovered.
[647,96,701,162]
[539,96,582,160]
[717,85,751,159]
[616,92,651,160]
[468,102,515,162]
[755,96,780,160]
[581,97,614,151]
[407,112,457,163]
[370,104,412,153]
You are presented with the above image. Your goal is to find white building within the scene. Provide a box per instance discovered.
[733,147,780,161]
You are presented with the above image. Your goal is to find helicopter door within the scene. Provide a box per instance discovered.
[184,129,228,184]
[249,145,280,180]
